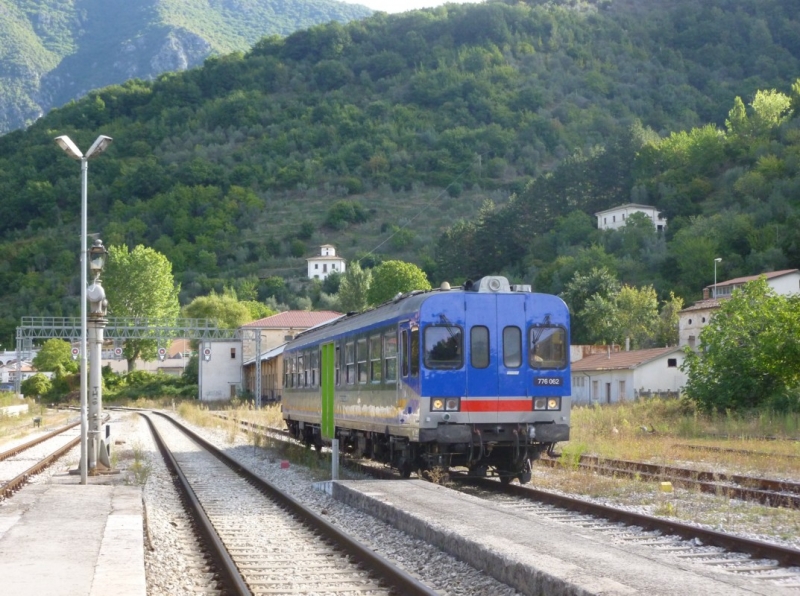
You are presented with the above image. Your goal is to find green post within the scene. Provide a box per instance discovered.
[321,343,335,440]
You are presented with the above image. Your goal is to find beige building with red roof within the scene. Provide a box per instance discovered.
[679,269,799,348]
[570,346,686,405]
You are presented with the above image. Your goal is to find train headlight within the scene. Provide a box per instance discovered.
[533,398,547,411]
[431,398,445,411]
[445,398,460,412]
[547,397,561,410]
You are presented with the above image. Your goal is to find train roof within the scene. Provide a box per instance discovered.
[285,276,566,351]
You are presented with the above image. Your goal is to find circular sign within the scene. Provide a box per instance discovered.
[203,348,211,356]
[113,347,123,356]
[71,347,79,355]
[158,347,167,356]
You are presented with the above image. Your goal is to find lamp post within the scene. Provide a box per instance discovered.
[714,257,722,299]
[54,134,113,484]
[87,239,109,471]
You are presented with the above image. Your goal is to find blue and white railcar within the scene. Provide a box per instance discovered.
[282,276,570,483]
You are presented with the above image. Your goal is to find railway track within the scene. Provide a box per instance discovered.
[0,420,81,499]
[143,411,438,595]
[203,413,800,582]
[538,453,800,509]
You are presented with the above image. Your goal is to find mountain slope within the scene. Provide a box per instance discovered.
[0,0,372,133]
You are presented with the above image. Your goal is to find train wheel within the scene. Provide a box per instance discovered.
[499,474,513,485]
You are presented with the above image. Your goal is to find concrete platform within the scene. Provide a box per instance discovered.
[0,481,145,596]
[323,479,795,596]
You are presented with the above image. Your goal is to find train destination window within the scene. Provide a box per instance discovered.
[401,330,409,377]
[470,326,490,369]
[345,342,355,384]
[424,325,463,369]
[357,338,368,384]
[384,334,398,382]
[503,326,521,368]
[370,336,382,382]
[410,329,420,377]
[529,326,567,369]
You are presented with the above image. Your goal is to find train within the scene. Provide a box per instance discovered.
[281,275,571,484]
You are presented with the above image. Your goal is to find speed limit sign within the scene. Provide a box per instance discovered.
[71,347,80,360]
[157,347,167,361]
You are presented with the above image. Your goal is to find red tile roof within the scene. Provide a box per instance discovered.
[704,269,798,290]
[571,347,680,372]
[679,299,720,313]
[241,311,342,329]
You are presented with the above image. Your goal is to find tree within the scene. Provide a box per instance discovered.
[682,279,800,412]
[338,261,371,313]
[655,292,684,347]
[367,260,431,306]
[182,288,255,329]
[103,245,181,370]
[21,373,51,399]
[33,339,77,374]
[560,267,620,344]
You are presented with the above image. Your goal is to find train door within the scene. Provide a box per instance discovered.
[398,321,421,399]
[464,293,499,423]
[495,293,529,399]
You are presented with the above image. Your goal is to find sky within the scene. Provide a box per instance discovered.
[341,0,483,13]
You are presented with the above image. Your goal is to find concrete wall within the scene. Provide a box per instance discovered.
[198,340,242,402]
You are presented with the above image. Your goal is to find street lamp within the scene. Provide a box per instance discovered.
[54,134,113,485]
[714,257,722,299]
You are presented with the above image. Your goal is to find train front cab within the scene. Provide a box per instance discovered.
[409,278,571,483]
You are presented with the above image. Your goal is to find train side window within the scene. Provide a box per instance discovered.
[424,325,463,369]
[370,336,382,383]
[357,338,368,383]
[311,349,318,387]
[384,333,398,382]
[297,354,304,388]
[401,330,409,377]
[530,326,567,369]
[284,358,290,388]
[410,328,420,377]
[470,326,490,369]
[503,326,521,368]
[335,345,341,386]
[345,342,355,385]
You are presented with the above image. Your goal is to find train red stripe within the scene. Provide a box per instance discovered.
[461,399,532,412]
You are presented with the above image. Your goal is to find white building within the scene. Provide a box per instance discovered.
[594,203,666,231]
[307,245,346,280]
[679,269,800,347]
[570,347,686,405]
[198,340,242,401]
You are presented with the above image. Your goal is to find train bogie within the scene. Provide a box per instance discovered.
[281,276,571,484]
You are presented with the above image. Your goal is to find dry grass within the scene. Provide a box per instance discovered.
[568,400,800,479]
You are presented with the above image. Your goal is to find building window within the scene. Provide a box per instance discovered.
[688,319,692,325]
[604,217,607,224]
[612,215,616,222]
[323,263,328,273]
[315,264,318,269]
[619,380,626,398]
[701,317,706,323]
[592,380,599,400]
[668,358,677,367]
[230,348,236,359]
[622,213,626,220]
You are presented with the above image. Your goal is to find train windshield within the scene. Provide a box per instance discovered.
[529,326,567,369]
[424,325,463,369]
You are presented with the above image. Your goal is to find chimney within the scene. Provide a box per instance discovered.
[703,287,709,300]
[607,345,611,359]
[625,337,630,352]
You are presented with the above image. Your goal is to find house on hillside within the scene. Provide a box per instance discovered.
[569,346,686,405]
[594,203,666,231]
[307,245,346,280]
[679,268,800,347]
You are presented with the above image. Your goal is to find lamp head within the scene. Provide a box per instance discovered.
[86,135,113,159]
[714,258,722,263]
[54,135,83,159]
[89,239,108,275]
